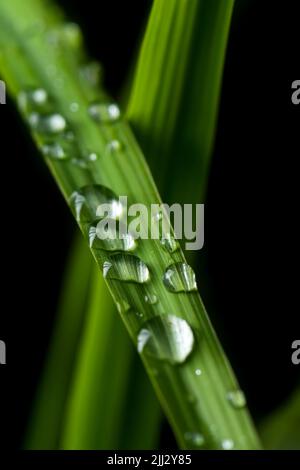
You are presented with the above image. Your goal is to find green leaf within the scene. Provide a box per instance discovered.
[0,0,261,449]
[24,233,93,449]
[260,387,300,450]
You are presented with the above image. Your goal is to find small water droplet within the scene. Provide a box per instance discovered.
[41,142,69,160]
[88,152,98,161]
[28,112,67,135]
[80,62,102,87]
[116,300,131,314]
[195,368,202,376]
[222,439,234,450]
[137,315,194,364]
[160,234,179,253]
[71,158,88,169]
[89,220,136,252]
[103,254,150,284]
[88,101,121,123]
[184,432,205,447]
[107,139,123,152]
[144,294,158,305]
[70,185,123,223]
[70,102,79,113]
[163,263,197,293]
[18,88,49,112]
[227,390,246,409]
[62,22,82,48]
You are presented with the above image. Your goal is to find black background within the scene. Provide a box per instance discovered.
[0,0,299,450]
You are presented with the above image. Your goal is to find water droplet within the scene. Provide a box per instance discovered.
[70,185,123,223]
[144,294,158,305]
[116,300,131,314]
[41,142,69,160]
[227,390,246,409]
[89,220,136,252]
[28,112,66,135]
[71,158,88,169]
[163,263,197,293]
[137,315,194,364]
[107,140,123,152]
[184,432,204,447]
[103,254,150,284]
[62,22,82,48]
[88,152,98,161]
[70,102,79,113]
[160,233,179,253]
[18,88,49,112]
[195,368,202,376]
[80,62,102,87]
[88,101,121,123]
[222,439,234,450]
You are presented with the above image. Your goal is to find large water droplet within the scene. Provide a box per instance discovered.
[88,101,121,123]
[70,185,123,223]
[89,220,136,252]
[160,233,179,253]
[28,112,66,135]
[227,390,246,409]
[163,263,197,293]
[184,432,205,447]
[137,315,194,364]
[103,254,150,284]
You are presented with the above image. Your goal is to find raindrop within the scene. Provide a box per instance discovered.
[103,254,150,284]
[222,439,234,450]
[137,314,194,364]
[195,369,202,376]
[160,233,179,253]
[107,140,123,153]
[144,294,158,305]
[227,390,246,409]
[89,220,136,252]
[88,152,98,161]
[88,101,121,123]
[80,62,102,87]
[70,102,79,113]
[62,22,82,48]
[41,142,69,160]
[184,432,205,447]
[28,112,66,135]
[18,88,49,112]
[163,263,197,293]
[70,185,123,223]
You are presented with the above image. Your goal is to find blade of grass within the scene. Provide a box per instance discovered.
[128,0,235,203]
[24,232,93,449]
[61,263,134,449]
[0,0,261,449]
[259,387,300,449]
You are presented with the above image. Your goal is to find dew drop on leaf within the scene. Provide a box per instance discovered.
[163,263,197,293]
[89,220,136,252]
[88,101,121,123]
[28,112,67,135]
[227,390,246,409]
[137,315,194,364]
[160,233,179,253]
[69,184,123,223]
[103,254,150,284]
[184,432,205,447]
